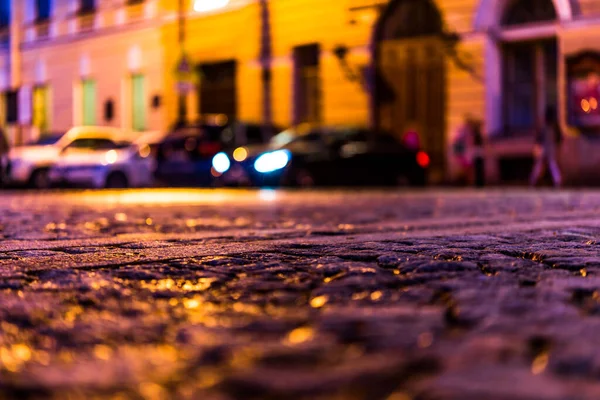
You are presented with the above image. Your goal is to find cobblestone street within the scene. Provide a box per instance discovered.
[3,189,600,399]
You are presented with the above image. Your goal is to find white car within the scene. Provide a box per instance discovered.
[48,139,155,189]
[8,126,138,189]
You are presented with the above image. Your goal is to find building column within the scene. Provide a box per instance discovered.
[18,85,33,143]
[72,81,82,127]
[556,37,567,132]
[535,43,546,130]
[9,0,21,89]
[121,77,132,131]
[9,0,22,145]
[484,34,502,136]
[484,34,502,183]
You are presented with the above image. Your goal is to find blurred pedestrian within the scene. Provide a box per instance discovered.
[402,124,421,152]
[453,116,474,185]
[0,128,9,187]
[530,106,563,187]
[471,120,485,187]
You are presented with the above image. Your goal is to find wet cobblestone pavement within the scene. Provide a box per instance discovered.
[3,189,600,399]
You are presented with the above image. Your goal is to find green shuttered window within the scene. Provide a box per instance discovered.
[132,74,146,131]
[82,79,96,126]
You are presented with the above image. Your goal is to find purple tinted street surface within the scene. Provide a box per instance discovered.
[1,189,600,399]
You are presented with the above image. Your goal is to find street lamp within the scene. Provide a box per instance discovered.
[194,0,229,12]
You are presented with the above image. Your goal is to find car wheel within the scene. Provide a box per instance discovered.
[395,174,411,187]
[409,170,428,187]
[30,168,51,189]
[289,167,314,187]
[105,172,129,189]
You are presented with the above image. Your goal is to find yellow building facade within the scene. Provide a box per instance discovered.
[173,0,600,184]
[4,0,600,183]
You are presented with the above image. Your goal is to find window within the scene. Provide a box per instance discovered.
[198,61,237,118]
[35,0,51,22]
[33,85,49,133]
[5,90,17,124]
[502,0,557,27]
[79,0,95,14]
[66,138,117,150]
[500,0,558,135]
[339,128,369,143]
[296,131,322,144]
[0,0,9,28]
[82,79,96,126]
[104,99,114,122]
[244,124,264,145]
[294,44,321,124]
[132,74,146,131]
[503,41,558,134]
[126,0,145,20]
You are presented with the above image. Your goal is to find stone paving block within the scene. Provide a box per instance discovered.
[1,190,600,399]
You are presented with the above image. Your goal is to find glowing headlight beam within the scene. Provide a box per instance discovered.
[212,152,231,174]
[254,150,291,174]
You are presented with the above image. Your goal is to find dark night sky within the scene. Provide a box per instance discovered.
[0,0,9,26]
[0,0,53,25]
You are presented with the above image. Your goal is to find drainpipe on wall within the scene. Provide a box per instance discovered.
[368,4,386,135]
[259,0,273,138]
[176,0,188,128]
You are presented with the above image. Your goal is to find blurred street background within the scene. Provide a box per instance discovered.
[0,0,598,189]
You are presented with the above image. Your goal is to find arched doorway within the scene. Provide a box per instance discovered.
[373,0,446,183]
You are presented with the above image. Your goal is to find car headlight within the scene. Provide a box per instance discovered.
[254,150,291,174]
[212,152,231,174]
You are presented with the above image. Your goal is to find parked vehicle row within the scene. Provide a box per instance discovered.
[211,125,429,188]
[5,126,152,189]
[154,120,278,187]
[1,119,430,189]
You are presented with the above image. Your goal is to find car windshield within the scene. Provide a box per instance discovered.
[64,138,122,151]
[29,134,63,146]
[269,129,299,148]
[169,124,225,142]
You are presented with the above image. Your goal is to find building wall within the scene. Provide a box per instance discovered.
[475,0,600,184]
[269,0,370,127]
[20,26,165,137]
[265,0,486,143]
[160,0,261,126]
[9,0,165,144]
[5,0,600,183]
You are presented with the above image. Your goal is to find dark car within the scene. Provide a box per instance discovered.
[154,120,281,187]
[212,125,430,187]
